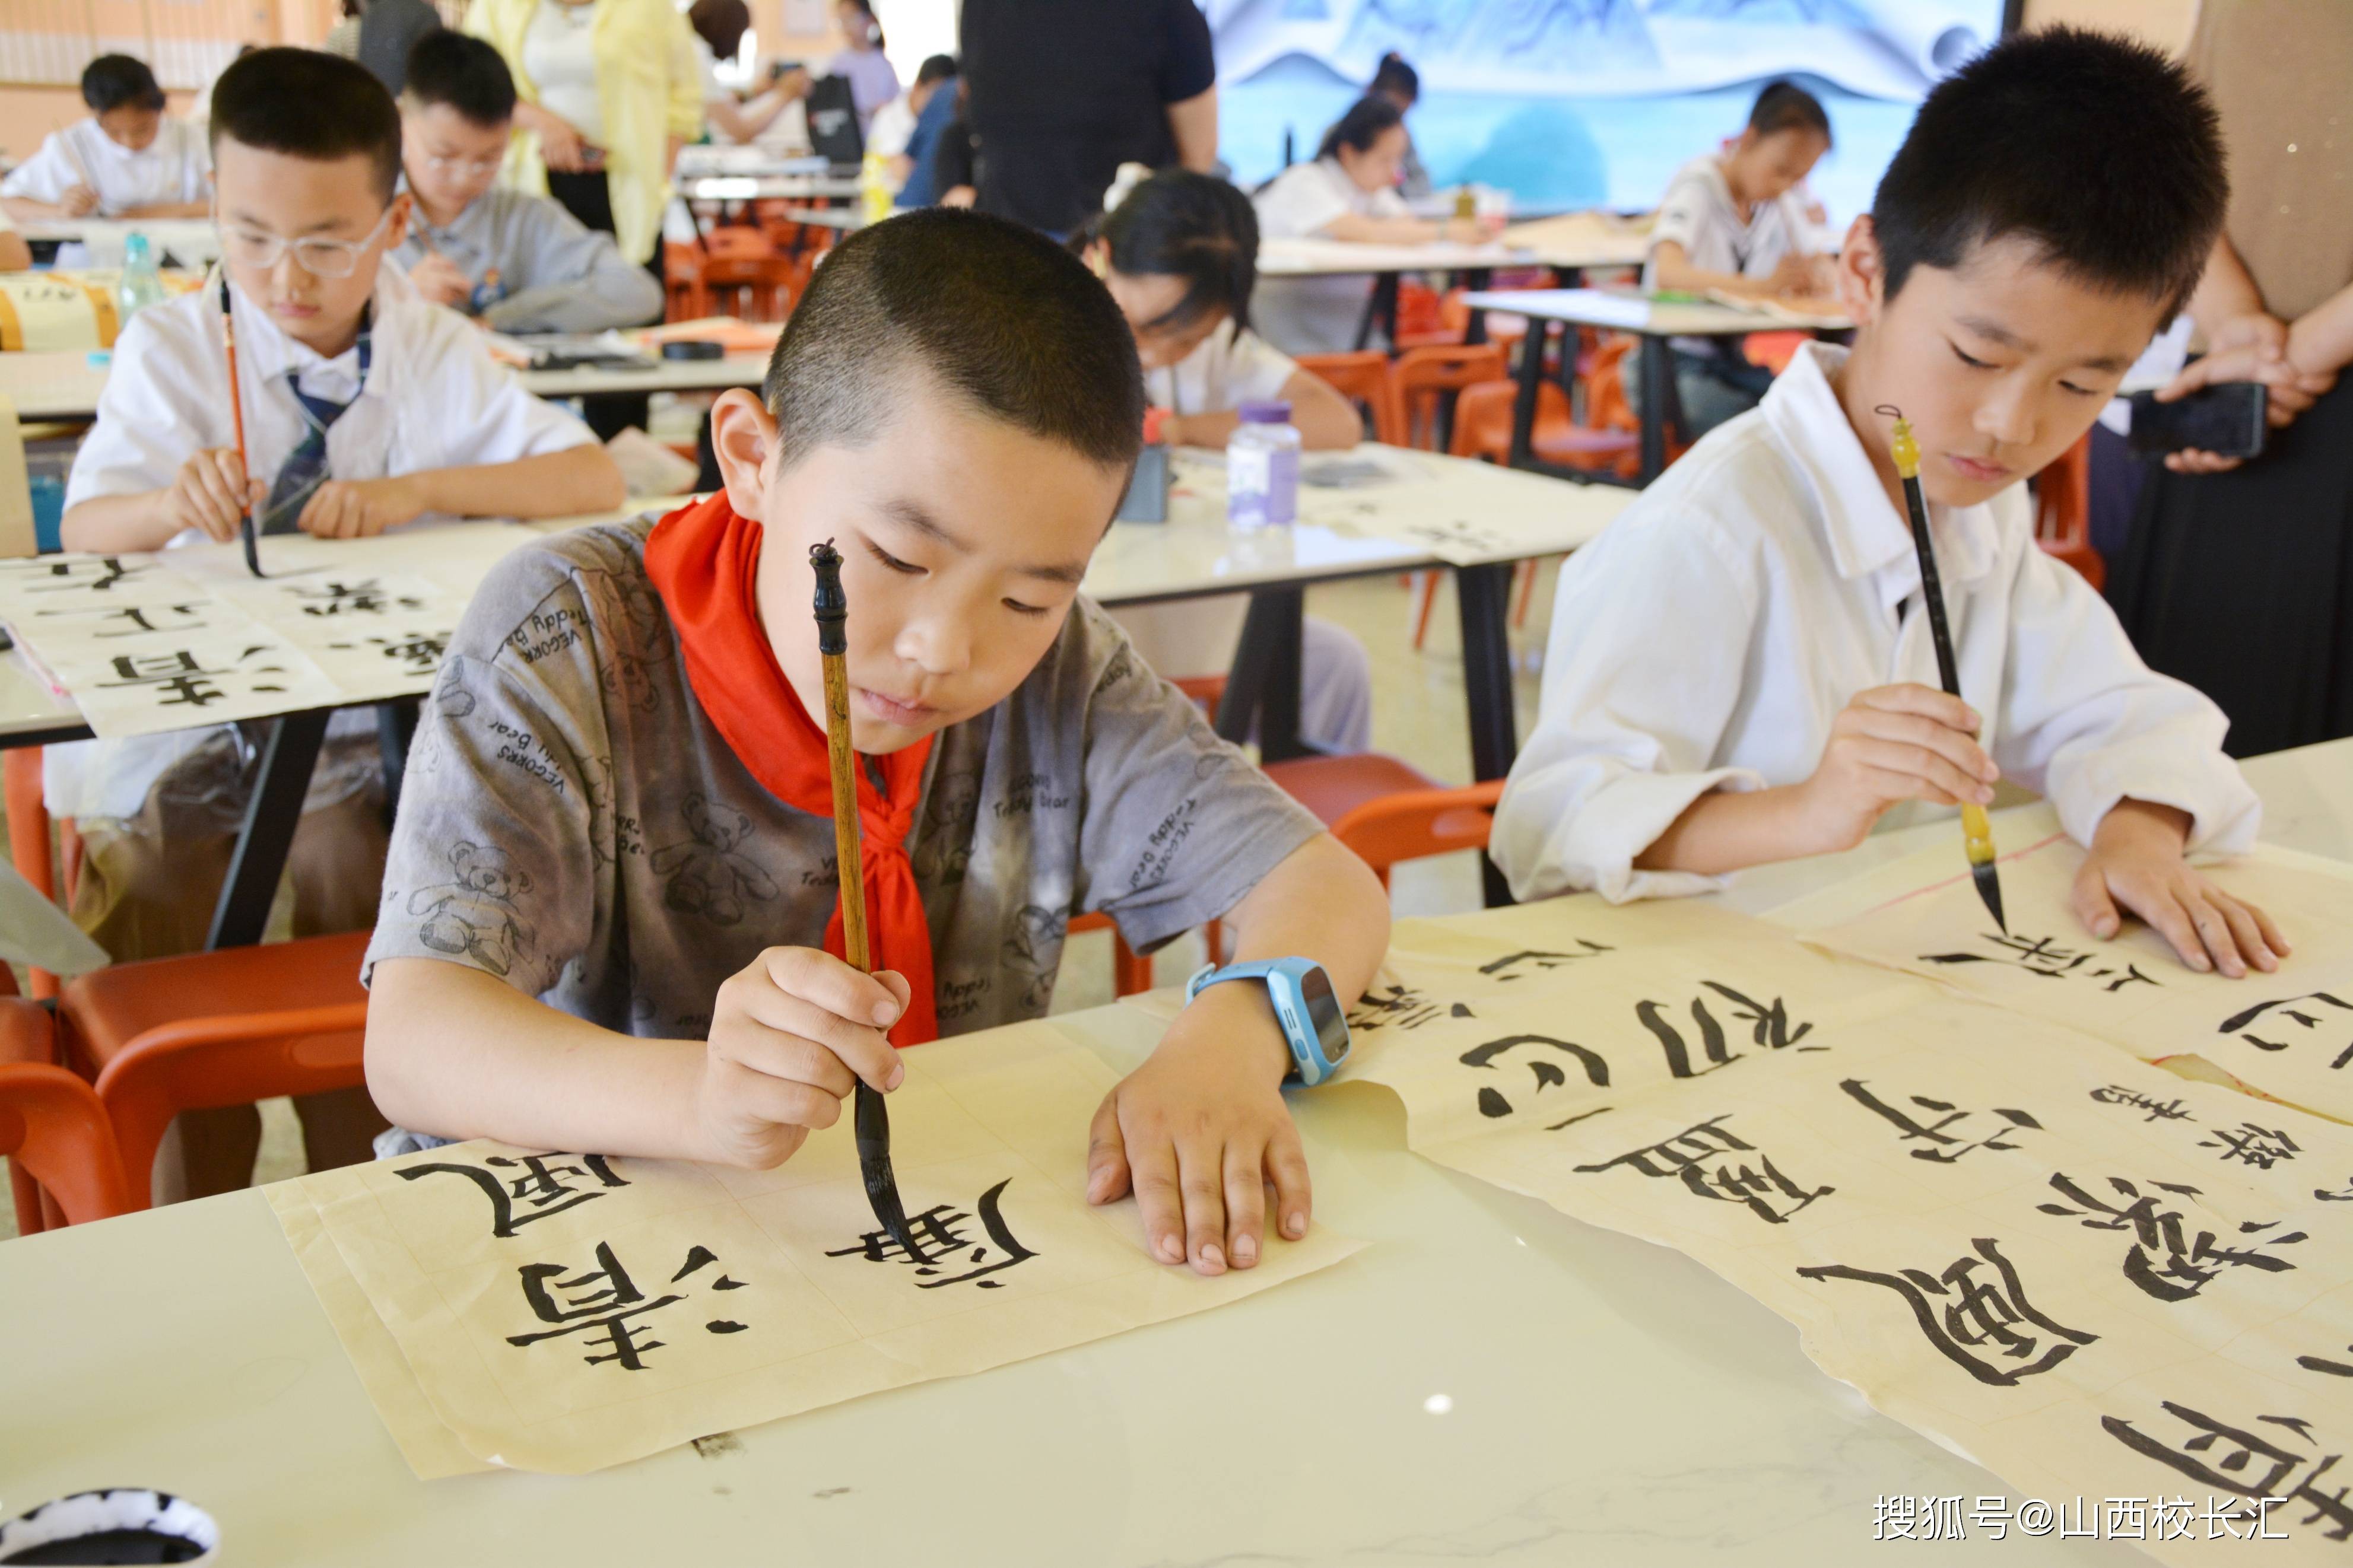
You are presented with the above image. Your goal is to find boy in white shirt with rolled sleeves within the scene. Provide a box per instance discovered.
[1495,29,2286,982]
[55,47,624,1204]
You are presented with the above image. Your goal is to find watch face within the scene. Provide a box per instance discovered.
[1295,964,1351,1067]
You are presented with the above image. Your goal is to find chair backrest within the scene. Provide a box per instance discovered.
[3,747,67,1000]
[2032,432,2101,589]
[1392,344,1509,450]
[91,999,369,1211]
[1,1057,135,1226]
[1328,778,1506,878]
[1293,351,1402,446]
[1447,379,1564,462]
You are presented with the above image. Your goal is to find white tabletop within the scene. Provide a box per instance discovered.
[0,345,772,424]
[0,447,1625,742]
[17,218,222,266]
[8,743,2336,1564]
[1462,287,1850,338]
[1256,222,1649,280]
[682,175,863,203]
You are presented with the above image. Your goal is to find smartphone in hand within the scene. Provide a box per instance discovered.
[2128,381,2267,460]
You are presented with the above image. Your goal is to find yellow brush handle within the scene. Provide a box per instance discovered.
[820,652,870,974]
[1888,415,1922,481]
[1961,802,1996,869]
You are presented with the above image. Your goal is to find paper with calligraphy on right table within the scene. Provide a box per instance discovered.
[267,1016,1362,1477]
[1338,895,2353,1563]
[1801,835,2353,1123]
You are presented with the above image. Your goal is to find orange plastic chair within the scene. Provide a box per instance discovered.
[1293,351,1403,446]
[1448,380,1640,473]
[1066,913,1155,997]
[1390,344,1509,451]
[1742,330,1810,376]
[2,997,134,1227]
[685,228,801,323]
[5,748,81,1001]
[1202,758,1504,962]
[1392,279,1452,348]
[2033,432,2102,590]
[49,931,373,1214]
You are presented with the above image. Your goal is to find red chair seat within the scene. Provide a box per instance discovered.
[1262,752,1443,828]
[59,930,371,1074]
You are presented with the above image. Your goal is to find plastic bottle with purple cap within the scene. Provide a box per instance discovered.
[1226,399,1300,530]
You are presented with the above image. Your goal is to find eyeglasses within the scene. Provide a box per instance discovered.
[220,206,396,279]
[422,152,504,180]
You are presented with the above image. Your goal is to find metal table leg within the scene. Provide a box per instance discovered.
[205,708,331,950]
[1455,562,1518,908]
[1215,589,1308,763]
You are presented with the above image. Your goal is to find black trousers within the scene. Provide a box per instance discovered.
[2107,377,2353,758]
[545,167,664,440]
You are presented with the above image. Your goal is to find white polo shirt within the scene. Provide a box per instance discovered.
[1250,157,1412,355]
[1492,341,2260,904]
[0,117,211,215]
[53,260,598,821]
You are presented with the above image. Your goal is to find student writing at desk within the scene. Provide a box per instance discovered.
[1,55,210,224]
[1635,80,1837,437]
[1079,165,1373,755]
[392,32,665,334]
[53,49,623,1206]
[364,210,1390,1280]
[1496,30,2284,982]
[1250,97,1490,354]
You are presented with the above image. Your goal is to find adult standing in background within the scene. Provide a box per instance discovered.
[958,0,1217,237]
[465,0,702,284]
[2107,0,2353,757]
[686,0,808,147]
[827,0,898,136]
[356,0,442,96]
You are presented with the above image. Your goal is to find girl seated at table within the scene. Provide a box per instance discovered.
[1080,164,1373,754]
[1637,79,1836,437]
[1250,97,1488,354]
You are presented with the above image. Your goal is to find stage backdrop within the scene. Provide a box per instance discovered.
[1210,0,2013,225]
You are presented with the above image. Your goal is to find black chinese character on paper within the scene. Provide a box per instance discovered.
[1477,941,1613,981]
[1575,1114,1832,1224]
[2039,1173,2304,1302]
[1459,1033,1609,1119]
[1797,1237,2096,1386]
[2199,1122,2301,1171]
[290,577,428,617]
[2089,1085,2196,1124]
[326,629,451,676]
[95,644,295,709]
[1921,934,2159,993]
[11,555,157,594]
[2219,992,2353,1071]
[824,1177,1037,1289]
[398,1151,630,1238]
[1636,982,1817,1079]
[1349,982,1468,1033]
[504,1240,748,1370]
[1840,1078,2042,1163]
[2105,1401,2353,1541]
[36,600,214,638]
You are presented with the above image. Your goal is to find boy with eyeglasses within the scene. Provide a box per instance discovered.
[390,32,664,334]
[55,48,624,1205]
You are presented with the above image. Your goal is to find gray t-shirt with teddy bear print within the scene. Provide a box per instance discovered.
[362,518,1323,1038]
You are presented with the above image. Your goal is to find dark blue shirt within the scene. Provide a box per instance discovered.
[897,79,963,208]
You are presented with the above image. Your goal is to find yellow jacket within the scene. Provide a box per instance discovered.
[466,0,703,266]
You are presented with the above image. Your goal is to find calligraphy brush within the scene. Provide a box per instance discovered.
[1879,405,2005,932]
[809,539,916,1255]
[217,273,264,579]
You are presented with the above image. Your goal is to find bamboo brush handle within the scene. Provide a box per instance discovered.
[820,652,869,974]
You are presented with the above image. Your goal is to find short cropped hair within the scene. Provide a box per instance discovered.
[83,55,165,115]
[208,47,402,201]
[763,208,1144,476]
[914,53,957,89]
[1749,79,1830,142]
[403,31,517,127]
[1873,26,2225,311]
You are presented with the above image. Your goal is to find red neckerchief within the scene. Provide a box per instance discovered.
[644,493,938,1044]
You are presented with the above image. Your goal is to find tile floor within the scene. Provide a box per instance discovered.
[4,561,1565,1236]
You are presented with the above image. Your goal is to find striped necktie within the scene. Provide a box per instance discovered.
[261,325,373,536]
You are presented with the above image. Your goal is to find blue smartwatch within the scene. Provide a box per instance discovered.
[1185,958,1352,1086]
